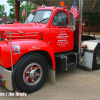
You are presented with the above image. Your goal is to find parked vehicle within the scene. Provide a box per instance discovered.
[0,0,99,94]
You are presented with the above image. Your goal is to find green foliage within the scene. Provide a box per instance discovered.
[0,4,5,17]
[7,0,15,7]
[83,12,100,27]
[83,12,90,18]
[20,2,37,22]
[7,0,21,19]
[92,12,100,26]
[7,0,36,22]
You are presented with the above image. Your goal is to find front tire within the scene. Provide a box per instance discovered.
[13,53,48,93]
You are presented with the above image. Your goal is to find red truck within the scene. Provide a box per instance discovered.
[0,0,99,94]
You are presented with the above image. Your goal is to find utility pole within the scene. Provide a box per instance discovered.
[0,9,3,24]
[26,1,27,17]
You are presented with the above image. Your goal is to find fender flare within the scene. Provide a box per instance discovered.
[12,39,56,70]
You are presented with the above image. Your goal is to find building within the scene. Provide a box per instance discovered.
[83,17,100,32]
[0,13,15,24]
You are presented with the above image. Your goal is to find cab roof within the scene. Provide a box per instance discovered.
[36,6,68,12]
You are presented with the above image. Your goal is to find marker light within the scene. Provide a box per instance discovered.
[60,1,64,6]
[0,75,2,78]
[37,6,41,9]
[3,79,8,89]
[82,45,87,48]
[5,38,8,44]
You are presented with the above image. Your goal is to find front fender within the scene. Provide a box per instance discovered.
[1,39,55,70]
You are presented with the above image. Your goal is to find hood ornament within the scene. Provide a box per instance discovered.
[18,31,24,34]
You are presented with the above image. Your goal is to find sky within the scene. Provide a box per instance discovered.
[0,0,25,16]
[0,0,12,16]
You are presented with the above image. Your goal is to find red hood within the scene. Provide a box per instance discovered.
[0,23,45,39]
[0,22,45,28]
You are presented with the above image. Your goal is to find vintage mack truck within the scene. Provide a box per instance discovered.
[0,0,99,94]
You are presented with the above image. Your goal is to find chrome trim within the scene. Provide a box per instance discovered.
[23,63,42,86]
[48,41,51,44]
[0,66,13,91]
[62,55,67,71]
[73,53,78,67]
[18,31,24,34]
[78,0,83,61]
[5,35,38,37]
[25,32,39,34]
[9,31,13,72]
[4,33,19,35]
[79,52,93,69]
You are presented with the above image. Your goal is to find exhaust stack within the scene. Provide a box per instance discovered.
[79,0,83,61]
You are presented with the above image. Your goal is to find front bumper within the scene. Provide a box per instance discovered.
[0,66,13,91]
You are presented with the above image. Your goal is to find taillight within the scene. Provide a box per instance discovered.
[0,74,2,78]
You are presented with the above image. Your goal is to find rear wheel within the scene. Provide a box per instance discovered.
[13,53,48,93]
[92,44,100,70]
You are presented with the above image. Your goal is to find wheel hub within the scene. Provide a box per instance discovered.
[96,50,100,64]
[29,70,37,79]
[23,63,42,86]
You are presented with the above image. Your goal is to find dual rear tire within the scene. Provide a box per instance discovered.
[93,44,100,70]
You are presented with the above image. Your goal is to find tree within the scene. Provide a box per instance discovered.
[0,4,5,18]
[7,0,36,22]
[83,12,100,27]
[20,2,37,22]
[7,0,20,19]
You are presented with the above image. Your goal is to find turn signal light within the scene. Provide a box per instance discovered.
[82,45,87,48]
[3,79,8,89]
[82,45,85,47]
[85,45,87,47]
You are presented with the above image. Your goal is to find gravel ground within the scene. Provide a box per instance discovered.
[0,67,100,100]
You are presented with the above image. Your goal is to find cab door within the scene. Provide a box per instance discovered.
[50,12,74,53]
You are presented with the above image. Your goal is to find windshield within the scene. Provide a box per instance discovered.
[25,10,52,24]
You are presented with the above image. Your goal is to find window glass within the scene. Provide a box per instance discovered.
[52,12,68,26]
[85,21,88,27]
[69,13,73,26]
[25,10,52,24]
[69,12,76,27]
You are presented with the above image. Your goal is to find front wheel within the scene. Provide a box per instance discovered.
[13,53,48,93]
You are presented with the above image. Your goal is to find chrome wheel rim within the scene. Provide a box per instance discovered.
[23,63,42,86]
[96,50,100,64]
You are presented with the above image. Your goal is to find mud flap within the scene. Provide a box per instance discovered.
[48,68,56,84]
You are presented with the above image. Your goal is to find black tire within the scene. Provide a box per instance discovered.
[13,53,48,93]
[92,44,100,70]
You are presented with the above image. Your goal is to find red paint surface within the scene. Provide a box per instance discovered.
[0,6,74,70]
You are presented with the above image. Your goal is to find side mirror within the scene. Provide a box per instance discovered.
[68,12,76,31]
[71,26,75,31]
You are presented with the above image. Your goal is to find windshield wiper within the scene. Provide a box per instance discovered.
[35,18,49,23]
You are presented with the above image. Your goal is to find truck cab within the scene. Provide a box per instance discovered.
[25,6,74,53]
